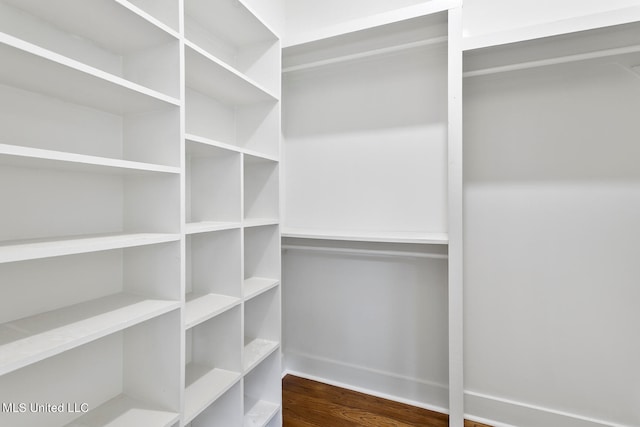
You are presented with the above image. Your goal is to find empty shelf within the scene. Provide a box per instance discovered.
[0,144,180,175]
[184,363,241,424]
[243,219,279,228]
[185,293,241,329]
[65,394,179,427]
[244,339,279,373]
[281,228,449,244]
[243,278,279,301]
[0,293,180,376]
[0,233,180,264]
[185,221,242,235]
[243,398,279,427]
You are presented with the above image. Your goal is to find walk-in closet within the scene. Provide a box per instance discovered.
[0,1,638,426]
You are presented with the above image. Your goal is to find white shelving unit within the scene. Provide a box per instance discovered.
[0,0,281,425]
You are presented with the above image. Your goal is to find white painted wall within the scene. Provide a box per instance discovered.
[462,0,640,37]
[244,0,286,37]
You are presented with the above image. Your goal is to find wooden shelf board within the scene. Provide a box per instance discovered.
[185,293,241,330]
[244,339,279,373]
[184,363,241,424]
[184,0,277,48]
[185,134,243,155]
[0,34,179,114]
[243,147,279,163]
[281,228,449,245]
[185,43,277,107]
[185,221,242,235]
[0,143,179,175]
[0,233,180,264]
[0,293,180,376]
[65,393,179,427]
[3,0,177,54]
[243,218,279,228]
[243,278,279,301]
[243,398,279,427]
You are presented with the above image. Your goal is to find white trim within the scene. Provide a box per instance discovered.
[465,390,635,427]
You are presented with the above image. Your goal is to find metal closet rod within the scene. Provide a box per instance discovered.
[282,35,449,73]
[281,244,448,260]
[463,43,640,78]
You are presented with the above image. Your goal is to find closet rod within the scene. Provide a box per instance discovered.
[282,244,448,260]
[282,35,448,73]
[463,43,640,78]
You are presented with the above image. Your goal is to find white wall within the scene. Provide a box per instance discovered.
[463,0,640,37]
[244,0,286,37]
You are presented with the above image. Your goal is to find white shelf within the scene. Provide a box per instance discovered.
[185,293,241,330]
[185,222,242,235]
[184,363,241,424]
[283,0,455,48]
[185,0,277,49]
[243,278,280,301]
[3,0,178,52]
[462,5,640,51]
[0,233,180,264]
[244,219,279,228]
[65,394,179,427]
[243,398,279,427]
[0,33,179,114]
[185,43,277,106]
[0,143,180,175]
[243,339,279,373]
[186,134,243,155]
[281,228,449,245]
[0,293,180,376]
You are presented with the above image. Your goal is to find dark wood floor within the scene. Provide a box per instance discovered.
[283,375,491,427]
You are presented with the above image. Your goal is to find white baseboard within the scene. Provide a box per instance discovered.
[283,350,449,415]
[465,390,632,427]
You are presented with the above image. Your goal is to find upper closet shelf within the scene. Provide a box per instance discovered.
[464,17,640,78]
[0,293,180,376]
[462,5,640,51]
[0,144,180,175]
[0,34,179,114]
[185,43,277,106]
[185,0,277,48]
[0,233,180,264]
[283,7,449,73]
[281,228,448,245]
[283,0,457,48]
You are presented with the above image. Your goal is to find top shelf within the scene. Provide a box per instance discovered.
[463,17,640,78]
[283,7,449,73]
[283,0,456,48]
[281,228,448,245]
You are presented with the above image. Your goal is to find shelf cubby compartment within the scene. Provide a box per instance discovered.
[243,225,280,301]
[0,311,181,427]
[186,140,242,230]
[184,0,280,95]
[243,351,281,427]
[185,47,279,158]
[186,381,243,427]
[185,306,242,424]
[244,154,279,224]
[0,241,181,376]
[0,73,180,168]
[186,229,242,329]
[243,287,280,373]
[0,163,179,245]
[0,0,179,98]
[126,0,180,33]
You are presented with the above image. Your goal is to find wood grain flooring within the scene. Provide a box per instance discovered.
[283,375,491,427]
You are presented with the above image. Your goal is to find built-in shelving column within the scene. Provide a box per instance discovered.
[181,0,281,425]
[0,0,182,426]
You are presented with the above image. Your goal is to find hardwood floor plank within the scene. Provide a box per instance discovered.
[283,375,492,427]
